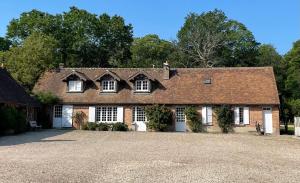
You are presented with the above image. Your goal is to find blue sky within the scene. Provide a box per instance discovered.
[0,0,299,55]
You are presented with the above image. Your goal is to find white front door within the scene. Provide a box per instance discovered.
[176,107,186,132]
[136,121,147,131]
[263,107,273,134]
[62,105,73,128]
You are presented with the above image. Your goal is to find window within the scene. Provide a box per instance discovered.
[68,80,82,92]
[102,80,116,92]
[239,107,244,124]
[202,107,213,125]
[96,106,118,122]
[135,80,149,92]
[234,107,249,125]
[133,106,146,122]
[176,107,185,123]
[54,105,62,118]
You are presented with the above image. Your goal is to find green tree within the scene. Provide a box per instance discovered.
[129,34,175,68]
[285,40,300,99]
[5,32,59,90]
[176,9,259,68]
[0,37,11,51]
[6,7,133,67]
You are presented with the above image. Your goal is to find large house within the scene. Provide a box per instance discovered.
[33,63,280,134]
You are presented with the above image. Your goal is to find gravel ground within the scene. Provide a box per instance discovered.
[0,130,300,183]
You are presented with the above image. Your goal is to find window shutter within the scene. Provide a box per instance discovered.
[243,107,250,125]
[207,107,213,124]
[88,106,95,122]
[234,107,240,125]
[117,106,124,122]
[202,107,207,124]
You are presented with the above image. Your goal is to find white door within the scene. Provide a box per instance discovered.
[176,107,186,132]
[263,107,273,134]
[136,121,147,131]
[133,106,147,131]
[53,105,62,128]
[62,105,73,127]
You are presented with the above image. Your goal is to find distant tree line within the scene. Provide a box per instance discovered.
[0,7,299,128]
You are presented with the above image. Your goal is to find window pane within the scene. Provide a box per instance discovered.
[142,80,148,90]
[113,107,117,121]
[239,107,244,124]
[109,81,115,90]
[102,107,107,121]
[134,106,146,122]
[54,105,62,118]
[176,107,185,123]
[96,107,101,122]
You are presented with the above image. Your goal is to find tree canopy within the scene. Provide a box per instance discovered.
[6,7,133,67]
[130,34,175,68]
[176,9,259,68]
[5,32,59,90]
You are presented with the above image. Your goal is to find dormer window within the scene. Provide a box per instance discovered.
[68,80,82,92]
[102,80,116,92]
[135,80,149,92]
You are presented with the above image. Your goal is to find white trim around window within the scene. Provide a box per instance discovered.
[135,80,150,92]
[68,80,82,92]
[132,106,147,122]
[234,107,250,125]
[202,106,213,125]
[102,80,116,92]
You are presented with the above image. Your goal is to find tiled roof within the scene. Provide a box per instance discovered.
[0,69,40,106]
[33,67,280,105]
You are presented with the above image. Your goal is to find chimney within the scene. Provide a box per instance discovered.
[163,61,170,80]
[59,63,65,70]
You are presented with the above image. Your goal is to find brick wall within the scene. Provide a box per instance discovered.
[55,104,280,134]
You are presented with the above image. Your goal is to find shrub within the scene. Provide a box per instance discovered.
[288,99,300,116]
[97,123,110,131]
[145,105,173,131]
[215,105,234,133]
[111,122,128,131]
[72,111,86,130]
[34,91,59,105]
[184,106,202,132]
[81,123,88,130]
[0,106,27,134]
[86,122,97,131]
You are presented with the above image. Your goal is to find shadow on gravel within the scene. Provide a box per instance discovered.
[0,129,74,146]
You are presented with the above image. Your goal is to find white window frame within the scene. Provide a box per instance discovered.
[133,106,147,122]
[95,106,118,123]
[53,105,62,118]
[68,80,82,92]
[135,80,149,92]
[202,106,213,125]
[102,80,116,92]
[176,107,186,123]
[234,106,250,125]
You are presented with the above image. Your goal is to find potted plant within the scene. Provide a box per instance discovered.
[72,111,86,130]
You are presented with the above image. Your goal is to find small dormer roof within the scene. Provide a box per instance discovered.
[61,70,89,81]
[94,70,121,81]
[127,70,155,82]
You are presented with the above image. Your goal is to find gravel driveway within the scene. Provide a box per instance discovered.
[0,130,299,183]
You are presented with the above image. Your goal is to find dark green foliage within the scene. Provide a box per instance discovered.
[97,123,110,131]
[111,122,128,131]
[35,91,59,105]
[86,122,97,131]
[0,37,11,51]
[215,105,234,133]
[184,106,202,132]
[6,7,133,68]
[145,105,173,131]
[288,99,300,116]
[0,106,27,134]
[5,32,59,90]
[129,34,175,68]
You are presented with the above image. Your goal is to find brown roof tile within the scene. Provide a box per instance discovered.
[33,67,280,105]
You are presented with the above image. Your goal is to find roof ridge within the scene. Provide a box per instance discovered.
[61,66,273,70]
